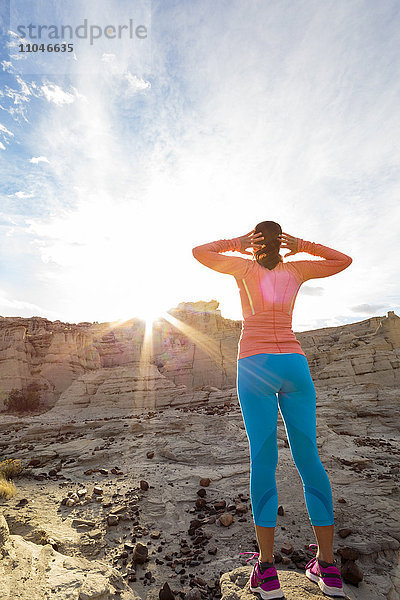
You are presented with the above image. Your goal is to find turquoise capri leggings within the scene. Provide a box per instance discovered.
[236,352,334,527]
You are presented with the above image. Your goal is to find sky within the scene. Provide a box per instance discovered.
[0,0,399,332]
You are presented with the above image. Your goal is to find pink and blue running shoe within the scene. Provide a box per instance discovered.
[305,544,345,597]
[239,551,284,599]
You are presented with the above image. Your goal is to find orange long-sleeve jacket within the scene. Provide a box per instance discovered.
[192,237,352,359]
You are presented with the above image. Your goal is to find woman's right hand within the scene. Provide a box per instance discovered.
[237,229,265,255]
[278,232,300,257]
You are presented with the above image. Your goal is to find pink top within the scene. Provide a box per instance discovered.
[192,237,352,359]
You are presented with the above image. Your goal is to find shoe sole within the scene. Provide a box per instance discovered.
[305,568,346,597]
[250,584,285,599]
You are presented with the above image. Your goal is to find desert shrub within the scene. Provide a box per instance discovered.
[0,474,17,499]
[4,382,41,412]
[0,458,24,480]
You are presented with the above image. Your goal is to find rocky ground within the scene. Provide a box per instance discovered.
[0,384,399,600]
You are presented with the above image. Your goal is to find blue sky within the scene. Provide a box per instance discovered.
[0,0,399,330]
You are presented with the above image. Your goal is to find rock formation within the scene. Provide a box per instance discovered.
[1,305,399,412]
[0,304,399,599]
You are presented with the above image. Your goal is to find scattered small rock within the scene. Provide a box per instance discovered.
[195,498,206,509]
[159,581,175,600]
[151,530,161,539]
[106,514,119,526]
[17,498,29,506]
[338,528,352,538]
[200,478,210,487]
[341,560,364,585]
[219,513,233,527]
[291,549,306,563]
[235,503,248,515]
[132,542,148,564]
[281,542,293,555]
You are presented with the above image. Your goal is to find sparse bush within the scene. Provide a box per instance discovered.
[0,474,17,499]
[0,458,24,480]
[4,382,41,412]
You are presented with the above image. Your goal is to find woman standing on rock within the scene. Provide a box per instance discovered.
[192,221,352,599]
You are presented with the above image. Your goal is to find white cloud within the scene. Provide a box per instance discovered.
[0,142,5,150]
[41,84,77,105]
[101,54,151,93]
[1,61,14,73]
[29,156,50,164]
[351,303,387,314]
[9,191,34,199]
[0,74,38,121]
[300,286,324,296]
[0,123,13,136]
[0,290,58,319]
[125,72,151,93]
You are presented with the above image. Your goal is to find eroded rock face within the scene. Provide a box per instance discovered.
[0,318,101,407]
[0,307,399,411]
[300,311,400,389]
[0,513,140,600]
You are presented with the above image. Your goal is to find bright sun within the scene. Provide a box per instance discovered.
[136,304,164,329]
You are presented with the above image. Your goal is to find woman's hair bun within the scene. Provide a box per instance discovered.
[254,221,282,270]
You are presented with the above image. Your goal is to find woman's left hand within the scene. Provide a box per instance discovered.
[237,229,265,255]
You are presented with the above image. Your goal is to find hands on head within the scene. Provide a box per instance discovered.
[237,229,300,257]
[277,232,300,257]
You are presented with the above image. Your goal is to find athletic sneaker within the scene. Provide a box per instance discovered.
[239,551,284,599]
[305,543,345,597]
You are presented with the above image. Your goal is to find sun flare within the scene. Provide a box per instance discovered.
[135,304,165,329]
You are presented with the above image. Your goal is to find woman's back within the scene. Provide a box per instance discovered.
[192,236,352,359]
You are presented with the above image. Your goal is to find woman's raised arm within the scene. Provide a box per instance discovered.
[283,233,353,281]
[192,230,264,279]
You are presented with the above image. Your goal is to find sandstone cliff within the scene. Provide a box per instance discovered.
[0,305,399,412]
